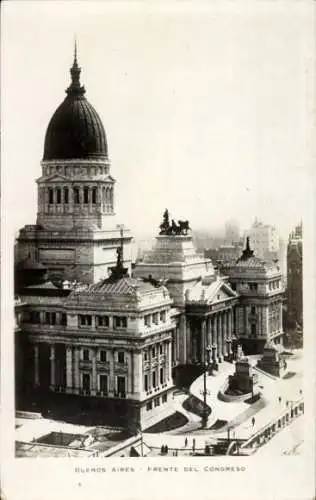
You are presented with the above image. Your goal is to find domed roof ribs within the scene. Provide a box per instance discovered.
[43,44,108,160]
[66,39,86,97]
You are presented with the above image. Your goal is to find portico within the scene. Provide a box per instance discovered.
[185,279,238,366]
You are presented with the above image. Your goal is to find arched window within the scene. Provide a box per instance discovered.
[84,186,89,204]
[56,188,61,204]
[92,187,97,204]
[49,188,54,204]
[73,187,80,204]
[64,187,69,204]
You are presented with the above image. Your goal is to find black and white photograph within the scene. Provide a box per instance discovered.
[1,1,315,499]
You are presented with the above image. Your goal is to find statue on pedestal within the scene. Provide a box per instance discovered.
[159,209,191,236]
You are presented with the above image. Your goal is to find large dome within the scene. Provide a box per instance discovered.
[43,51,108,161]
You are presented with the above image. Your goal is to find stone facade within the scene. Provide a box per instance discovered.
[221,240,284,354]
[286,223,303,329]
[17,278,175,429]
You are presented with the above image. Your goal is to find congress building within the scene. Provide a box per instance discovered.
[14,49,285,430]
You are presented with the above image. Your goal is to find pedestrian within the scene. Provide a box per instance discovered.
[286,400,289,408]
[161,444,164,455]
[165,444,168,454]
[252,417,255,427]
[185,437,188,447]
[192,438,196,452]
[278,396,282,404]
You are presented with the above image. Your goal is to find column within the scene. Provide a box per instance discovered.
[218,314,222,361]
[176,325,180,363]
[168,340,172,382]
[130,349,134,394]
[66,345,72,393]
[34,344,40,388]
[133,349,142,394]
[109,349,115,395]
[74,347,80,393]
[50,344,56,390]
[179,314,187,364]
[201,318,206,364]
[79,186,84,205]
[88,186,93,213]
[212,315,218,363]
[207,317,212,347]
[222,312,227,357]
[91,349,97,396]
[186,317,191,363]
[227,310,232,356]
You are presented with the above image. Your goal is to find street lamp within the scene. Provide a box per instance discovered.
[202,345,212,429]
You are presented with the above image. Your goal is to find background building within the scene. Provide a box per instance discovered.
[225,219,240,244]
[286,223,303,330]
[247,218,279,261]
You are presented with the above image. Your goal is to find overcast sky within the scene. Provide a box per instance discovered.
[2,1,314,240]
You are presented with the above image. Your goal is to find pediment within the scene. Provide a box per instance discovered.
[206,280,237,304]
[36,174,70,184]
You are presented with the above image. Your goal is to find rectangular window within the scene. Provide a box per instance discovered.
[144,315,151,327]
[162,394,167,403]
[56,188,61,204]
[146,401,152,411]
[144,374,148,391]
[49,188,54,204]
[152,312,159,325]
[249,283,258,291]
[154,397,160,407]
[60,313,67,326]
[82,373,90,392]
[100,374,108,393]
[31,311,40,323]
[64,187,69,204]
[83,349,90,361]
[118,351,125,364]
[114,316,127,328]
[144,351,148,361]
[117,376,126,394]
[96,315,109,327]
[83,187,89,204]
[74,187,80,204]
[100,350,107,362]
[92,187,97,204]
[160,367,164,385]
[79,315,92,326]
[159,311,166,323]
[159,344,163,355]
[152,347,156,358]
[251,306,256,315]
[152,371,156,388]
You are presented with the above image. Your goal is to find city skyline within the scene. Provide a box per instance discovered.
[2,2,312,243]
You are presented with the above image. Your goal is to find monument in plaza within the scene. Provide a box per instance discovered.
[223,354,259,400]
[257,341,287,377]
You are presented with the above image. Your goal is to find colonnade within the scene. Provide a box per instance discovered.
[189,308,234,364]
[32,341,172,398]
[38,184,114,214]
